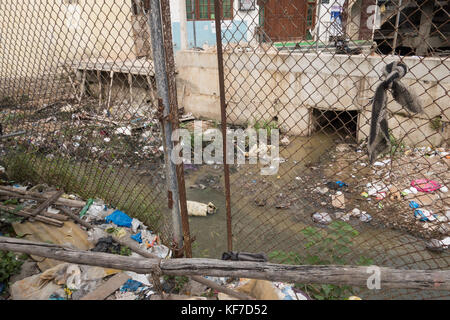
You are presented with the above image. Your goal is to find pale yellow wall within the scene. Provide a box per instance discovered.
[0,0,137,80]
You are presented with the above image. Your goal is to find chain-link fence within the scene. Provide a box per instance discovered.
[211,0,449,299]
[0,0,449,300]
[0,0,175,244]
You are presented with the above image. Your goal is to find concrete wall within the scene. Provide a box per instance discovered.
[170,0,259,51]
[0,0,136,99]
[176,49,450,146]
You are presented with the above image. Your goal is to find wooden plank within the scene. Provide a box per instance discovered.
[0,204,64,227]
[58,206,93,229]
[29,190,64,217]
[80,272,131,300]
[1,236,449,291]
[0,186,86,208]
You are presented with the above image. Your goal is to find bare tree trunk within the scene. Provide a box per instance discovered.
[1,236,449,291]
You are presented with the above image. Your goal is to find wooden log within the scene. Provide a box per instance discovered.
[0,205,63,227]
[109,233,253,300]
[29,190,64,217]
[0,236,158,273]
[0,186,85,208]
[0,236,448,291]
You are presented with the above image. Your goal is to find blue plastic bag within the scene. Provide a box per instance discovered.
[105,210,132,227]
[414,209,437,222]
[409,201,420,209]
[336,181,348,188]
[131,232,142,244]
[120,279,144,292]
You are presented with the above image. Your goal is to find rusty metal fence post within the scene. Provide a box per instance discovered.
[148,0,191,257]
[214,0,233,252]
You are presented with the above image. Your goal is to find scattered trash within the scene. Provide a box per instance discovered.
[335,211,351,221]
[409,187,419,194]
[426,237,450,251]
[351,208,361,217]
[280,136,290,146]
[360,192,369,198]
[79,199,94,218]
[91,236,122,254]
[409,201,420,209]
[314,187,329,194]
[125,272,152,287]
[327,181,348,190]
[331,192,346,209]
[366,182,388,196]
[375,192,387,200]
[440,186,449,193]
[411,179,441,193]
[131,232,142,244]
[414,209,437,222]
[120,279,145,293]
[312,212,333,224]
[115,126,132,136]
[49,293,66,300]
[131,218,142,233]
[359,212,372,223]
[105,210,133,227]
[186,201,217,217]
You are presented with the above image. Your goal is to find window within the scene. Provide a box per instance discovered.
[306,0,317,29]
[186,0,233,20]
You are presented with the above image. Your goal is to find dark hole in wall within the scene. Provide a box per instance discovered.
[312,109,358,142]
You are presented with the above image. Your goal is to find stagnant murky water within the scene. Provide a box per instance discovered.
[181,132,449,299]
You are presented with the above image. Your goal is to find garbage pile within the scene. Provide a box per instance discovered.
[0,183,171,300]
[293,143,450,251]
[0,182,309,300]
[1,100,164,169]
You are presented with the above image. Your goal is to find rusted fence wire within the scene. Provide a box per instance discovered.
[0,0,449,300]
[0,1,174,245]
[212,0,449,299]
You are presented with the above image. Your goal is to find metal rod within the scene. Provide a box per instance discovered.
[147,0,184,255]
[214,0,233,252]
[192,1,197,48]
[160,0,192,258]
[392,0,403,54]
[0,130,26,139]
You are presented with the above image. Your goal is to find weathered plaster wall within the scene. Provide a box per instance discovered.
[176,49,450,146]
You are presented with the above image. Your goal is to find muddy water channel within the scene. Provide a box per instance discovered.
[182,132,449,299]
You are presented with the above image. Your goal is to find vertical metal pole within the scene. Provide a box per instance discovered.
[392,0,402,54]
[192,1,197,48]
[214,0,233,251]
[148,0,183,255]
[160,0,192,258]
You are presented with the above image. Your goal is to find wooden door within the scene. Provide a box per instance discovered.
[263,0,308,42]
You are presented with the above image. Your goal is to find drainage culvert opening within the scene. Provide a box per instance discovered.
[312,109,358,141]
